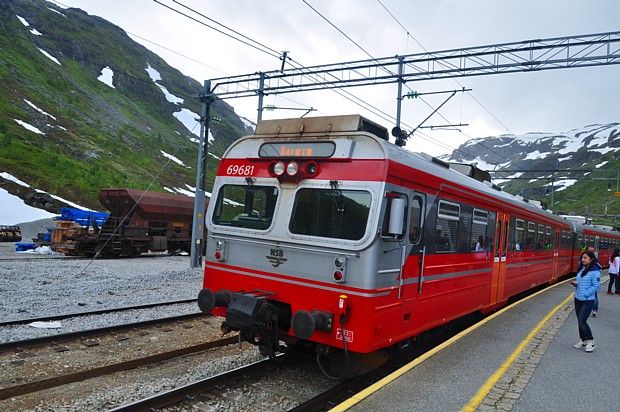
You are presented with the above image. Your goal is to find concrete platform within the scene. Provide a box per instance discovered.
[331,272,619,411]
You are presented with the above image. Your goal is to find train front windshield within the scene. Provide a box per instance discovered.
[212,184,372,241]
[289,188,371,240]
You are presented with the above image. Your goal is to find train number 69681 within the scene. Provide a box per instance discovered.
[226,164,255,176]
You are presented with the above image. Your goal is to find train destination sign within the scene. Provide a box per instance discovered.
[259,142,336,158]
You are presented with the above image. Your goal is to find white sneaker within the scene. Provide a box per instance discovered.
[585,340,596,352]
[574,340,585,348]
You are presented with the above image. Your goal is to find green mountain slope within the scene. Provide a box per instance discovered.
[0,0,251,210]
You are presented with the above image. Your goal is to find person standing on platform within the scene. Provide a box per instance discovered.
[584,246,599,316]
[573,250,601,352]
[609,248,620,295]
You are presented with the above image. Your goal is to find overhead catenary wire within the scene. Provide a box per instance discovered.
[301,1,493,160]
[153,0,281,59]
[303,1,489,159]
[157,1,461,155]
[160,0,502,160]
[163,0,401,126]
[374,0,529,171]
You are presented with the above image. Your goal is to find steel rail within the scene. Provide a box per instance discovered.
[0,298,197,328]
[0,335,238,400]
[0,312,205,352]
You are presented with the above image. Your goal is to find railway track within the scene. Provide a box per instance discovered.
[106,346,439,412]
[0,336,238,401]
[108,355,339,412]
[104,311,479,412]
[0,255,84,262]
[0,315,238,401]
[0,298,197,328]
[0,311,204,352]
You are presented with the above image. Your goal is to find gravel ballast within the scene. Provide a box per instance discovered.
[0,242,204,342]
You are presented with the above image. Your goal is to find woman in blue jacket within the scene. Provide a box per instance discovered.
[573,250,601,352]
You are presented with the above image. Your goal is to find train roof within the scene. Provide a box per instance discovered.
[98,188,197,220]
[254,114,389,141]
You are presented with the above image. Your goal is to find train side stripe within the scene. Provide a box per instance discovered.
[207,262,496,290]
[205,263,393,298]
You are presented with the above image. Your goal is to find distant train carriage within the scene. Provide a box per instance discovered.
[0,225,22,242]
[77,188,204,258]
[577,224,619,267]
[197,115,620,375]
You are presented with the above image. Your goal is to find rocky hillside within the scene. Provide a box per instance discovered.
[441,123,620,225]
[0,0,253,211]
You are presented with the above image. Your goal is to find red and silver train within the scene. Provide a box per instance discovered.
[197,115,620,375]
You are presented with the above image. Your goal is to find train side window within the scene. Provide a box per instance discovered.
[471,209,488,252]
[600,238,609,250]
[526,222,536,250]
[514,219,525,251]
[435,200,459,253]
[560,231,566,250]
[408,195,423,244]
[545,226,553,249]
[535,224,544,250]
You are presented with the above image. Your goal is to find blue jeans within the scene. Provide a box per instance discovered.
[593,293,598,311]
[609,274,619,293]
[575,298,594,341]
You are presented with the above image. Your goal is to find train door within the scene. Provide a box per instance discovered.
[400,193,425,302]
[550,228,561,282]
[490,212,509,307]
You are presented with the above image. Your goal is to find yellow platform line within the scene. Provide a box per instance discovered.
[460,293,572,411]
[329,277,585,412]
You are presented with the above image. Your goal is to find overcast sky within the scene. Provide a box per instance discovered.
[50,0,620,156]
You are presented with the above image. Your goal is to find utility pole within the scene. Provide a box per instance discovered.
[545,156,560,210]
[190,81,212,268]
[594,169,620,228]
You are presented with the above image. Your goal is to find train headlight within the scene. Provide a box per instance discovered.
[269,160,320,181]
[286,161,299,176]
[271,161,286,176]
[304,161,319,177]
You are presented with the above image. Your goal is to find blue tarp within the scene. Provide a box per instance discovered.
[15,243,36,251]
[56,208,109,226]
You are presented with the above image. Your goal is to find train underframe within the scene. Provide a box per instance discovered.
[76,219,191,258]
